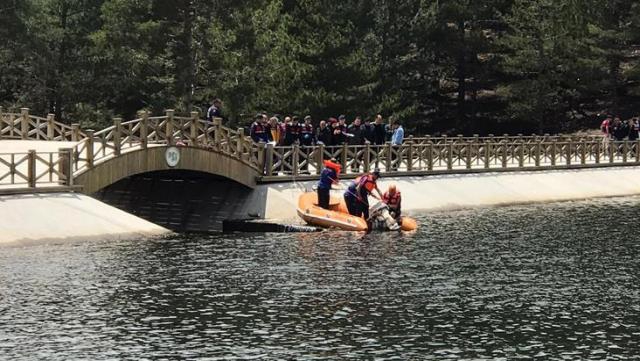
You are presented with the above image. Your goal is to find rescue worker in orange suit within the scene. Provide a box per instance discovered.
[316,159,341,209]
[344,169,383,220]
[382,184,402,219]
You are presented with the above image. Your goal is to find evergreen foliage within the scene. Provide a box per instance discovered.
[0,0,638,134]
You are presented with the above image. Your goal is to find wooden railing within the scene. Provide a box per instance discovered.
[260,137,640,180]
[0,107,84,141]
[68,110,263,174]
[0,149,73,190]
[2,107,640,189]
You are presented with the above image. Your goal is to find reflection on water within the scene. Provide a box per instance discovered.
[2,197,640,359]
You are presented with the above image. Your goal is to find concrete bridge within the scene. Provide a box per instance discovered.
[3,107,640,231]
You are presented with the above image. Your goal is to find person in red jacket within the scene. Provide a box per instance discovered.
[382,184,401,219]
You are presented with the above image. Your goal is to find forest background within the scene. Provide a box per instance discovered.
[1,0,639,135]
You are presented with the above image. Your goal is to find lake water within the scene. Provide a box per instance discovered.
[2,197,640,360]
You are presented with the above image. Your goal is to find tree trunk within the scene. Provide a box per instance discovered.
[456,20,466,124]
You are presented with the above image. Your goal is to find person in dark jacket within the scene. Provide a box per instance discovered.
[299,115,315,146]
[348,116,366,146]
[363,118,375,144]
[206,98,222,121]
[316,159,341,209]
[348,117,366,172]
[250,113,270,143]
[316,120,332,145]
[373,114,386,145]
[283,116,300,146]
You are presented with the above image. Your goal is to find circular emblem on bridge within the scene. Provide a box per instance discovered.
[165,146,180,167]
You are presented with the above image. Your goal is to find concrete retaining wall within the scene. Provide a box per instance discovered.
[0,192,169,245]
[248,166,640,221]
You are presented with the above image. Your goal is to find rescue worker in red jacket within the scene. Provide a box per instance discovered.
[382,184,402,219]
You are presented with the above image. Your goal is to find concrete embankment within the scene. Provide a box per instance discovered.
[0,192,169,245]
[253,166,640,221]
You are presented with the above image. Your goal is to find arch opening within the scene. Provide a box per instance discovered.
[94,170,261,232]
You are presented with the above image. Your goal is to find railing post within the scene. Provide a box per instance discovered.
[71,124,81,141]
[265,143,274,176]
[21,108,29,139]
[363,143,371,172]
[113,118,122,156]
[236,128,245,160]
[636,140,640,164]
[427,142,434,171]
[447,142,453,170]
[140,111,149,149]
[27,149,36,188]
[622,141,629,163]
[58,148,73,186]
[85,129,94,168]
[609,140,615,163]
[550,140,556,166]
[594,141,600,164]
[386,142,393,172]
[165,109,175,145]
[580,140,586,165]
[518,141,524,168]
[407,137,414,171]
[47,114,55,140]
[316,144,325,175]
[501,141,507,168]
[292,144,300,176]
[191,111,199,144]
[484,141,491,169]
[535,142,541,167]
[466,141,472,169]
[566,141,572,165]
[213,117,222,146]
[341,143,348,172]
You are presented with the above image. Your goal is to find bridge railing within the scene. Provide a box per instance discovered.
[68,110,263,174]
[0,108,84,141]
[0,149,73,190]
[408,134,602,145]
[260,137,640,179]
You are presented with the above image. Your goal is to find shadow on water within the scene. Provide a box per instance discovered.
[2,196,640,359]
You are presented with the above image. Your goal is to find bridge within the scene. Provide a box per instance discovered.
[1,107,639,194]
[2,108,640,230]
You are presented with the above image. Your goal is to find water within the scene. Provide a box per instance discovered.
[2,197,640,360]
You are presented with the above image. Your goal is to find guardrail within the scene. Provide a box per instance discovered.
[260,137,639,181]
[0,107,84,141]
[0,149,73,191]
[1,108,638,190]
[68,110,262,174]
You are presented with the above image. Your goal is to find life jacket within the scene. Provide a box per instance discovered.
[252,122,266,134]
[383,191,401,209]
[323,159,341,175]
[286,123,300,135]
[300,124,313,135]
[355,174,376,193]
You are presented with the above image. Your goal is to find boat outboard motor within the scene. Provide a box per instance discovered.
[368,202,400,231]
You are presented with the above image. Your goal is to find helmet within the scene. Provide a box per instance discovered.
[388,184,396,194]
[373,168,381,178]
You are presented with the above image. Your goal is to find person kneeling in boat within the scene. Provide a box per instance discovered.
[382,184,401,219]
[344,169,383,219]
[317,159,341,209]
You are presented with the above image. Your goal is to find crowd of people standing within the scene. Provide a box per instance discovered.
[600,115,640,142]
[248,113,405,147]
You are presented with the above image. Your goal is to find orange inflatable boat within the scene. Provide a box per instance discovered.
[296,192,418,232]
